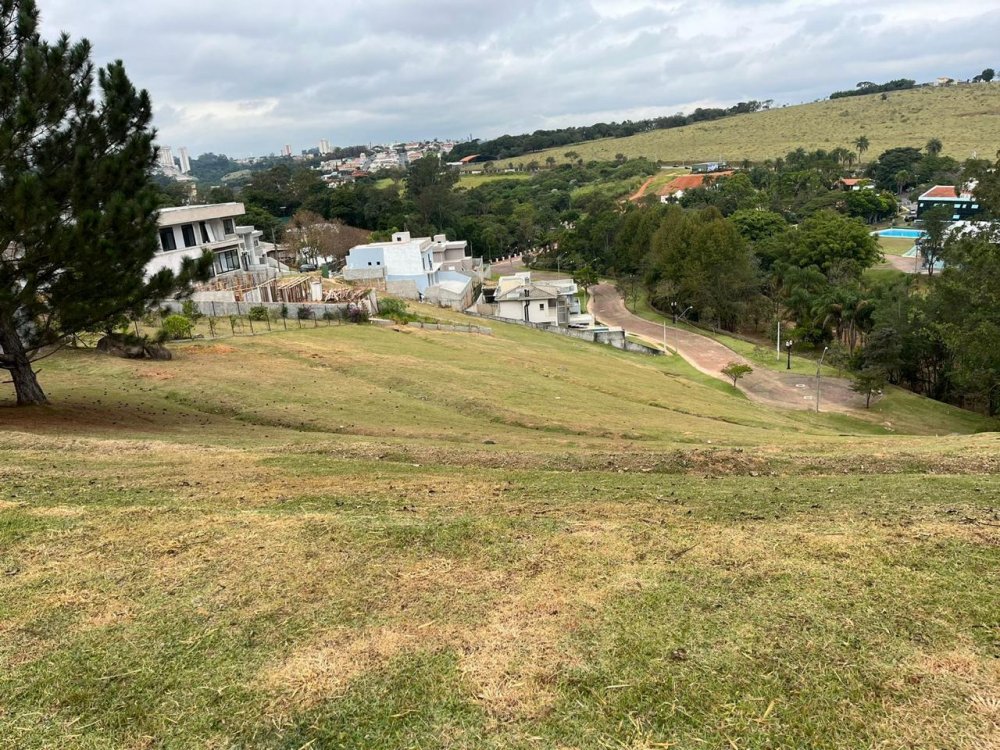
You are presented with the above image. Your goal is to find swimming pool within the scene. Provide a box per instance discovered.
[876,228,926,239]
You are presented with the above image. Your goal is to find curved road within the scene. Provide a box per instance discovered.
[589,284,867,412]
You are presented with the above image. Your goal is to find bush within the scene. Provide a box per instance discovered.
[378,297,408,318]
[181,300,204,321]
[322,309,340,322]
[297,306,315,320]
[160,314,193,341]
[248,306,269,321]
[346,304,369,324]
[280,304,289,319]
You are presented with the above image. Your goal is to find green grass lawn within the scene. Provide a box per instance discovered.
[457,172,530,189]
[511,85,1000,165]
[1,311,997,748]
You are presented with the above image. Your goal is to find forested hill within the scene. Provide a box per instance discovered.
[449,101,769,161]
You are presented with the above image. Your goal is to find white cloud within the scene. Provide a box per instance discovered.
[36,0,1000,155]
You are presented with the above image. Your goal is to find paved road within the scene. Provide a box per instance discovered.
[589,283,867,412]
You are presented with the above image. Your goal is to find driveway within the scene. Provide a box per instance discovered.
[589,284,867,412]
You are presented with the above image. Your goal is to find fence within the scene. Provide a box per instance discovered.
[131,302,368,343]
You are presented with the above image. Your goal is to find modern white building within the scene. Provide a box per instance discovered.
[157,146,175,171]
[178,147,191,175]
[319,139,332,155]
[343,231,485,304]
[146,203,282,279]
[489,273,588,327]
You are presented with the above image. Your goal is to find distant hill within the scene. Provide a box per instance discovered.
[510,85,1000,166]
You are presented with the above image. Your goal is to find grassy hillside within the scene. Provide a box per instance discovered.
[2,315,998,748]
[514,85,1000,166]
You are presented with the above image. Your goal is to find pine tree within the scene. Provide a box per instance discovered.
[0,0,211,405]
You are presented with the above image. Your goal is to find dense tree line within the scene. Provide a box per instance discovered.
[829,79,916,99]
[449,101,769,161]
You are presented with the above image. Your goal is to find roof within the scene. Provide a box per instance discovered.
[429,280,472,296]
[919,185,973,201]
[459,154,481,164]
[838,178,865,186]
[657,171,734,196]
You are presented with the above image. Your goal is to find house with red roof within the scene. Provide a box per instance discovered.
[917,184,983,220]
[837,178,874,191]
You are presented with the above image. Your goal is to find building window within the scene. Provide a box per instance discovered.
[223,218,235,235]
[199,222,211,243]
[213,249,240,275]
[158,228,177,252]
[973,204,979,209]
[181,224,197,247]
[539,303,545,311]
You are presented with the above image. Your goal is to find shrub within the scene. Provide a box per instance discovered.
[181,300,204,321]
[280,303,289,319]
[322,309,340,322]
[378,297,408,318]
[160,314,193,341]
[346,304,369,324]
[248,306,269,321]
[297,306,315,320]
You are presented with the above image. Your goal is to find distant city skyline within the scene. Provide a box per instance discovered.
[39,0,1000,156]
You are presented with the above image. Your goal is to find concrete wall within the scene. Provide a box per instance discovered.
[465,312,662,356]
[386,279,421,300]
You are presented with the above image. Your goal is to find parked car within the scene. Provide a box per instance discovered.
[299,263,318,272]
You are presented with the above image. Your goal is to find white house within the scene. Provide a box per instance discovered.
[146,203,281,279]
[343,231,485,304]
[490,273,589,327]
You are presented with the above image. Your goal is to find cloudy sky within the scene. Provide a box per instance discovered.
[39,0,1000,157]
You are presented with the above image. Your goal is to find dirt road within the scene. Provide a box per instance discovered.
[589,283,866,412]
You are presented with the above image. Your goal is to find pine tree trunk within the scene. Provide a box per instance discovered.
[0,321,48,406]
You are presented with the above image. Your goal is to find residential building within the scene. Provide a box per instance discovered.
[178,147,192,175]
[157,146,175,171]
[319,139,332,155]
[343,231,485,304]
[281,145,292,158]
[837,177,874,191]
[146,203,281,279]
[488,273,588,327]
[916,185,983,220]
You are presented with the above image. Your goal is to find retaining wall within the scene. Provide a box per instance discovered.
[464,312,661,355]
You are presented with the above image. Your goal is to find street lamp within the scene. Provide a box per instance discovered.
[815,346,829,413]
[785,339,793,370]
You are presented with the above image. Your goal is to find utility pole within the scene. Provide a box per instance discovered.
[776,320,781,362]
[815,346,829,413]
[675,306,693,356]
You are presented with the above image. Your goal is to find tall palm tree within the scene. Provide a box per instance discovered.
[925,138,943,157]
[853,135,870,165]
[894,169,912,197]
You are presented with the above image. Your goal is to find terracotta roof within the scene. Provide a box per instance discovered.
[920,185,972,200]
[657,171,734,196]
[839,178,864,186]
[459,154,480,164]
